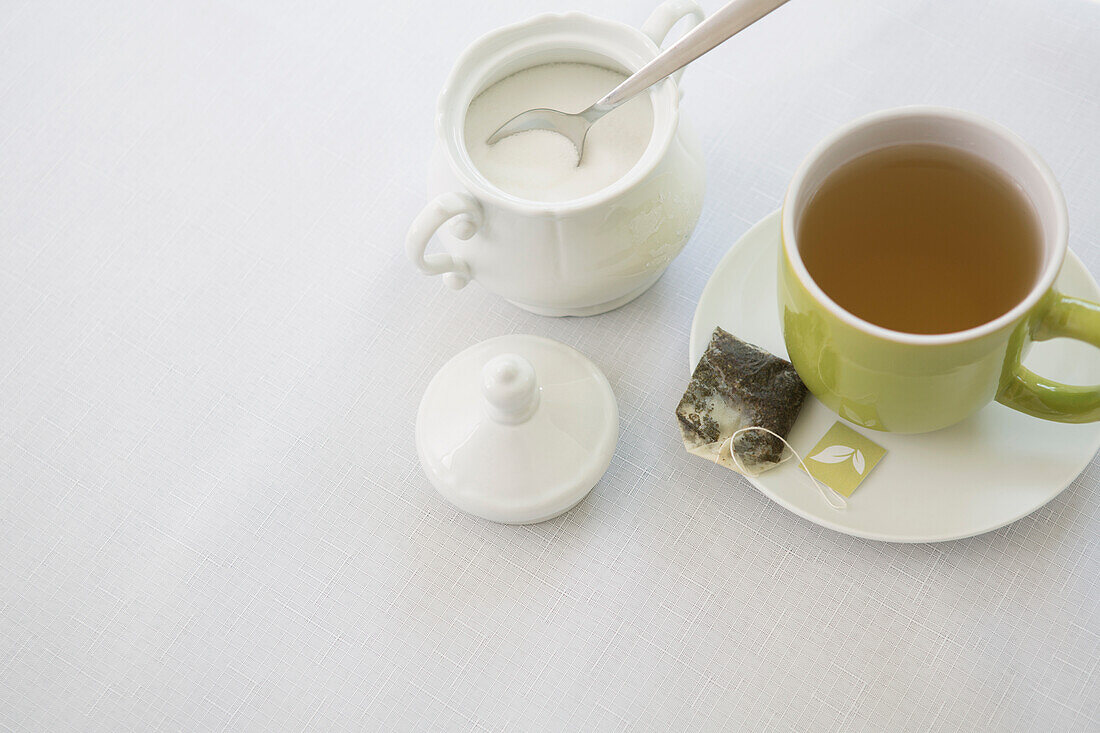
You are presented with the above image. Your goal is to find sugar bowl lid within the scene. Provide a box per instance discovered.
[416,335,618,524]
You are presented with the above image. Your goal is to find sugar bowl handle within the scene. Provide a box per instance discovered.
[641,0,706,85]
[406,192,483,290]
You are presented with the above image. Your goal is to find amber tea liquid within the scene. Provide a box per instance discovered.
[798,143,1042,334]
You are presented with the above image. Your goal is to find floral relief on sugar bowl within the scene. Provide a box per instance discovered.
[407,2,707,317]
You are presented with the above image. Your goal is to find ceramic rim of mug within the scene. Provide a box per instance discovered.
[436,12,680,214]
[781,105,1069,346]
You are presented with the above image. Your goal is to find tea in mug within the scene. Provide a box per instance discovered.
[798,143,1042,334]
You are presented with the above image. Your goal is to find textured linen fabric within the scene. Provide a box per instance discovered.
[2,0,1099,730]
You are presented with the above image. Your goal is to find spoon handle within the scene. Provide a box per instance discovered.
[593,0,791,113]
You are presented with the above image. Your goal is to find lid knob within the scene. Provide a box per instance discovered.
[481,354,539,424]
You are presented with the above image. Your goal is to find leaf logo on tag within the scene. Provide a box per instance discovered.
[809,445,866,475]
[802,423,886,497]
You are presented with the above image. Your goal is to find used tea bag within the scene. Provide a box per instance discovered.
[677,327,808,476]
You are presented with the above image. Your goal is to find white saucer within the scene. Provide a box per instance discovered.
[690,211,1100,542]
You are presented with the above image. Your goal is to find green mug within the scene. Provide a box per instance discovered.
[779,107,1100,433]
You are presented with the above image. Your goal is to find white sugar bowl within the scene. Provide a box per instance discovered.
[407,1,707,317]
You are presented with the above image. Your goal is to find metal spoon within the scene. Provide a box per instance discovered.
[486,0,792,161]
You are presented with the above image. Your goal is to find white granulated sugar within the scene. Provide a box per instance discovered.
[464,62,655,202]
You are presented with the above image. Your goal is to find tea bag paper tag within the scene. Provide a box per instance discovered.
[803,422,886,497]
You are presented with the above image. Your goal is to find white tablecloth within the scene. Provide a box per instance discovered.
[3,0,1099,729]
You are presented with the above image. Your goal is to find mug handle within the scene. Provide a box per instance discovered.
[641,0,706,85]
[406,192,483,290]
[997,292,1100,422]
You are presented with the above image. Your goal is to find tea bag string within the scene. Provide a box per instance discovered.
[727,426,847,511]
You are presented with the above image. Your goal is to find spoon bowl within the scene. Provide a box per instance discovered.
[486,106,606,161]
